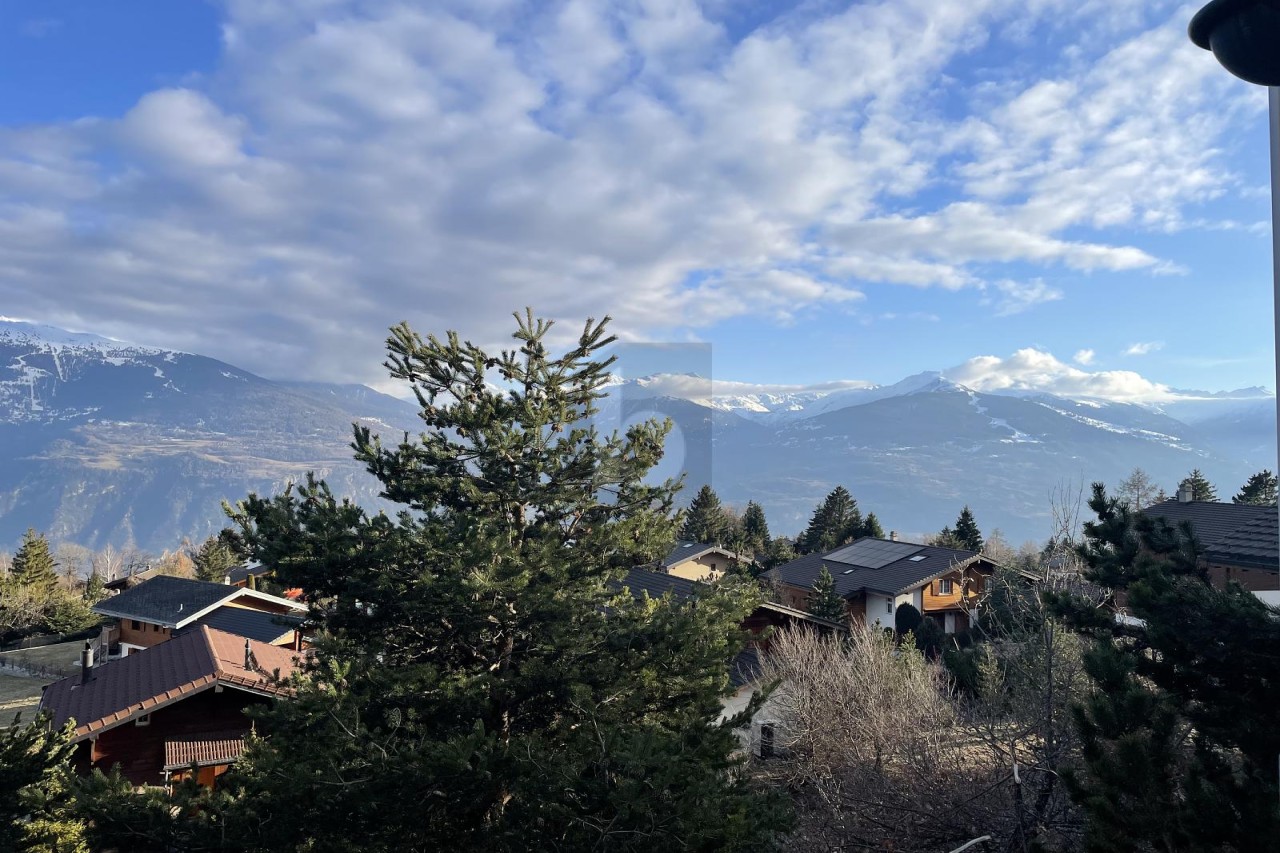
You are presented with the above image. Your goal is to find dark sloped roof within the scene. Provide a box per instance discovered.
[225,563,267,585]
[93,576,237,627]
[618,568,699,600]
[1143,499,1278,570]
[729,648,762,689]
[39,626,301,740]
[175,606,303,644]
[660,541,739,568]
[764,537,986,597]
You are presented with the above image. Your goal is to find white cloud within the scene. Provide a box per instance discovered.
[944,348,1175,401]
[1073,348,1095,365]
[987,279,1064,316]
[0,1,1262,384]
[1124,341,1164,356]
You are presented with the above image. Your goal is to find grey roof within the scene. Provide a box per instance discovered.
[619,568,700,600]
[1143,499,1278,570]
[224,563,260,585]
[660,541,735,568]
[93,576,237,627]
[729,648,762,689]
[175,606,303,644]
[764,537,987,597]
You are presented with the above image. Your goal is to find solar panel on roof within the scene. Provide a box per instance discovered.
[826,540,922,569]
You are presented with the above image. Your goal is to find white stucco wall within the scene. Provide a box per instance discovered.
[865,591,916,629]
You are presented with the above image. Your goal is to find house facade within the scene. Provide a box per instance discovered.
[38,626,301,787]
[764,537,1001,634]
[92,575,307,658]
[657,541,747,581]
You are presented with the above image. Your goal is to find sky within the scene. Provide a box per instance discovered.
[0,0,1275,402]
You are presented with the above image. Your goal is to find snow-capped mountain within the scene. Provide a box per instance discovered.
[1,321,1274,550]
[603,371,1274,541]
[0,321,418,551]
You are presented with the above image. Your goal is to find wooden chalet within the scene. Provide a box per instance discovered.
[1142,496,1279,592]
[764,536,1003,634]
[38,626,301,787]
[91,576,307,658]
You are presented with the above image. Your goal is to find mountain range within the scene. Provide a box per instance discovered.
[1,320,1274,551]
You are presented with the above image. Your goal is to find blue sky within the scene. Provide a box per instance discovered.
[0,0,1275,401]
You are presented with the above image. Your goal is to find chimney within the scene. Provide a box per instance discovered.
[223,574,231,585]
[244,637,254,671]
[1177,484,1194,503]
[80,641,93,685]
[889,530,898,542]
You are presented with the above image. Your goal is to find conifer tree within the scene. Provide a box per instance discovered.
[0,715,88,852]
[740,501,771,557]
[862,512,885,540]
[190,534,241,583]
[11,529,58,598]
[1050,483,1280,850]
[798,486,861,554]
[952,506,983,552]
[679,484,731,544]
[808,565,846,622]
[219,312,789,851]
[1232,469,1277,506]
[1177,468,1218,502]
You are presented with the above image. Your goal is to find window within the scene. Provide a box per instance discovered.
[939,579,954,595]
[131,620,141,631]
[886,599,893,614]
[135,714,150,727]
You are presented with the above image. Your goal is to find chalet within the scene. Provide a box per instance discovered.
[657,541,746,581]
[764,537,1002,634]
[1142,494,1278,591]
[38,626,301,787]
[91,576,307,658]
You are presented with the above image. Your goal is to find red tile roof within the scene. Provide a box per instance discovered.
[38,626,301,740]
[163,734,246,770]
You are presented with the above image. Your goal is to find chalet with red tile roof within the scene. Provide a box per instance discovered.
[39,626,302,787]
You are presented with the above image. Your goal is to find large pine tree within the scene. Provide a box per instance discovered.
[217,313,789,851]
[11,529,59,597]
[1051,484,1280,850]
[679,484,731,544]
[798,486,862,554]
[740,501,771,557]
[1233,469,1277,506]
[952,506,983,552]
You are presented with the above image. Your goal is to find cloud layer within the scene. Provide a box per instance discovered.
[0,0,1261,386]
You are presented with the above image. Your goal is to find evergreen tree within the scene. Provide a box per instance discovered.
[798,487,862,554]
[762,537,797,571]
[1050,483,1280,850]
[952,506,983,552]
[11,529,58,598]
[932,525,962,549]
[1178,468,1218,502]
[82,572,106,605]
[218,313,790,851]
[189,534,241,583]
[1233,469,1277,506]
[862,512,884,540]
[0,715,88,852]
[740,501,770,557]
[808,565,846,622]
[893,601,922,636]
[679,484,731,545]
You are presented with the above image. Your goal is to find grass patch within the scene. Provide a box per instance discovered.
[0,641,87,673]
[0,673,51,726]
